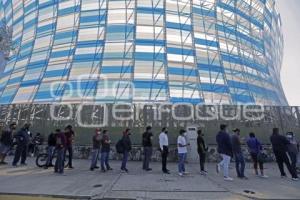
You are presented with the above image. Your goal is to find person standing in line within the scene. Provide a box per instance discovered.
[216,124,234,181]
[101,130,112,172]
[142,126,153,171]
[177,129,189,176]
[246,132,267,178]
[197,129,208,175]
[286,132,298,172]
[12,123,31,167]
[0,122,17,164]
[45,132,57,168]
[120,128,132,173]
[159,127,170,174]
[90,128,101,171]
[64,125,75,169]
[231,128,247,179]
[54,129,67,175]
[270,128,298,181]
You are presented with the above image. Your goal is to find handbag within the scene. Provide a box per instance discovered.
[257,151,267,163]
[256,138,266,163]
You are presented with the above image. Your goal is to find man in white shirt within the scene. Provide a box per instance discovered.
[177,129,189,176]
[159,127,169,174]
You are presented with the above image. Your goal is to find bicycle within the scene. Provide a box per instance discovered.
[36,147,70,168]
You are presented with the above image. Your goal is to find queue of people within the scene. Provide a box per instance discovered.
[0,123,299,181]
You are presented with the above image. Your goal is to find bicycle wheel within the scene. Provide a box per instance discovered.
[36,153,48,167]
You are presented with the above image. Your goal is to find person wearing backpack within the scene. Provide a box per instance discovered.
[247,132,267,178]
[142,126,153,171]
[90,128,101,171]
[119,128,132,173]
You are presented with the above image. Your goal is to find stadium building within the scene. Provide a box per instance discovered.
[0,0,288,105]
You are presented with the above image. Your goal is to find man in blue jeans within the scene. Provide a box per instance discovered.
[231,128,247,179]
[45,132,56,168]
[177,129,189,176]
[90,128,101,171]
[101,130,112,172]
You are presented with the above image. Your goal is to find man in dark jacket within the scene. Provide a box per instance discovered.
[197,129,207,175]
[216,124,233,181]
[12,123,31,167]
[121,128,132,173]
[45,132,56,168]
[142,126,153,171]
[55,129,67,174]
[0,122,17,164]
[64,125,75,169]
[231,128,247,179]
[270,128,298,180]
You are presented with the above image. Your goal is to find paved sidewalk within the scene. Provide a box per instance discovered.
[0,157,299,200]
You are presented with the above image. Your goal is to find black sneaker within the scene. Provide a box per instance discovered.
[101,169,106,172]
[90,168,94,171]
[95,166,100,169]
[146,168,152,171]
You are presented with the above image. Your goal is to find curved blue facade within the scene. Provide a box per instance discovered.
[0,0,287,105]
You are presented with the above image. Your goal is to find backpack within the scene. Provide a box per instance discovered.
[116,139,124,154]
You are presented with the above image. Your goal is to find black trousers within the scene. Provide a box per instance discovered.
[13,145,28,165]
[198,152,206,171]
[161,146,169,172]
[274,151,298,178]
[143,147,152,170]
[65,146,73,167]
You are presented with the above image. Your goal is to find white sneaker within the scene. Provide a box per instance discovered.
[224,177,234,181]
[292,178,299,181]
[200,171,207,175]
[216,164,220,174]
[178,173,183,176]
[260,175,268,178]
